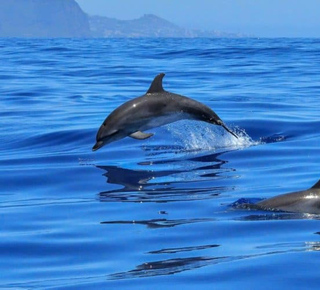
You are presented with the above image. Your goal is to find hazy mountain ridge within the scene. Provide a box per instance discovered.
[0,0,246,38]
[89,14,246,38]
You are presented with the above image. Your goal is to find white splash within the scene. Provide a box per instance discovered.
[166,121,259,151]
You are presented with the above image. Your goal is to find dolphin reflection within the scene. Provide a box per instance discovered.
[108,241,320,280]
[97,151,234,203]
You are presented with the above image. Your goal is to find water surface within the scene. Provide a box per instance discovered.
[1,38,320,289]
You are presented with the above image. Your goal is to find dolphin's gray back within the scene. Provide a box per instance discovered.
[102,91,221,131]
[147,91,221,121]
[104,72,221,127]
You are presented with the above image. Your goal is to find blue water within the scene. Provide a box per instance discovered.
[1,38,320,289]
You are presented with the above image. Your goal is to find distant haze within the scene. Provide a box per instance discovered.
[77,0,320,37]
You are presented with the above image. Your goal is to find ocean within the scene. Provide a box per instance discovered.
[1,38,320,289]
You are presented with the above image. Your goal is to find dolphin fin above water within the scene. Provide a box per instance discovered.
[92,73,238,151]
[146,73,165,94]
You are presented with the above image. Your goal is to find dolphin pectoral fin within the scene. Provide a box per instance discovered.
[129,131,154,140]
[221,123,238,139]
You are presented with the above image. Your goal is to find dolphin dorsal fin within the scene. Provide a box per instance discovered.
[311,179,320,189]
[146,73,165,94]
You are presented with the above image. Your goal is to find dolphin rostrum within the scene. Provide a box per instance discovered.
[256,179,320,214]
[92,73,237,151]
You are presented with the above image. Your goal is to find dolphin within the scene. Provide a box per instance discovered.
[92,73,237,151]
[255,179,320,214]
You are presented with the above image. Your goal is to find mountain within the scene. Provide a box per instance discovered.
[89,14,246,38]
[0,0,91,37]
[0,1,246,38]
[90,14,194,37]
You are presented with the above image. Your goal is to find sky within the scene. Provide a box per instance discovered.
[76,0,320,37]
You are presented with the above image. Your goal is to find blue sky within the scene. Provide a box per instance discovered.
[76,0,320,37]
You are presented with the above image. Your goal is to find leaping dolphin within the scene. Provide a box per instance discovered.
[92,73,237,151]
[256,179,320,214]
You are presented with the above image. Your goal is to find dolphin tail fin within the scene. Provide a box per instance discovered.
[311,179,320,189]
[221,123,238,139]
[147,73,165,94]
[130,131,154,140]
